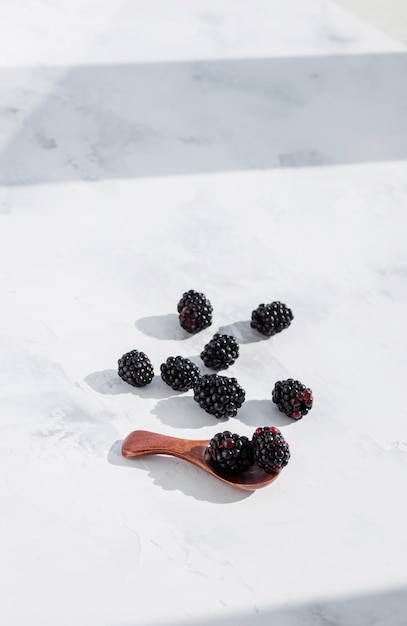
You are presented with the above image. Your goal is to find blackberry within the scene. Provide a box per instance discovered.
[252,426,290,473]
[272,378,313,420]
[160,356,200,392]
[200,334,239,371]
[250,301,293,336]
[193,374,246,419]
[118,350,154,387]
[207,431,254,473]
[177,289,213,334]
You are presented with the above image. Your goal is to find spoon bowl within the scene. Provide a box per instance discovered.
[122,430,281,490]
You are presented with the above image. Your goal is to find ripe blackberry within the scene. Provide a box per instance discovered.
[252,426,290,473]
[177,289,213,334]
[250,301,293,336]
[160,356,200,392]
[272,378,313,419]
[118,350,154,387]
[193,374,246,419]
[200,334,239,371]
[207,431,254,473]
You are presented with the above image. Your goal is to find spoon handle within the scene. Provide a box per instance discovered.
[122,430,206,462]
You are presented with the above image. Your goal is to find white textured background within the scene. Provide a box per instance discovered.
[1,1,407,625]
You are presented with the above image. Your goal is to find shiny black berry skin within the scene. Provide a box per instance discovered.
[250,301,293,336]
[118,350,154,387]
[207,431,254,473]
[177,289,213,334]
[160,356,200,392]
[193,374,246,419]
[272,379,313,419]
[200,334,239,371]
[252,426,290,473]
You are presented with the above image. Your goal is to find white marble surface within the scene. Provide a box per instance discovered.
[1,1,407,625]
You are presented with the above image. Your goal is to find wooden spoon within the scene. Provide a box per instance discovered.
[122,430,281,491]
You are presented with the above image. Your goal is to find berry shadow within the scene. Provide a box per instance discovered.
[108,440,251,503]
[180,353,203,369]
[135,314,189,341]
[238,399,296,428]
[217,321,269,344]
[186,354,216,375]
[151,395,228,429]
[84,370,180,400]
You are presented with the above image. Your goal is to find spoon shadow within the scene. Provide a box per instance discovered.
[108,440,252,503]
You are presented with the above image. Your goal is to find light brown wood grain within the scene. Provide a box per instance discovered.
[122,430,281,491]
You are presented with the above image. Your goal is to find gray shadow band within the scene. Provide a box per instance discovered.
[0,52,406,185]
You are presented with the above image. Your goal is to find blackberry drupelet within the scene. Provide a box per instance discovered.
[177,289,213,334]
[207,431,254,473]
[272,378,313,419]
[193,374,246,419]
[252,426,290,473]
[250,301,293,336]
[200,334,239,370]
[118,350,154,387]
[160,356,200,392]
